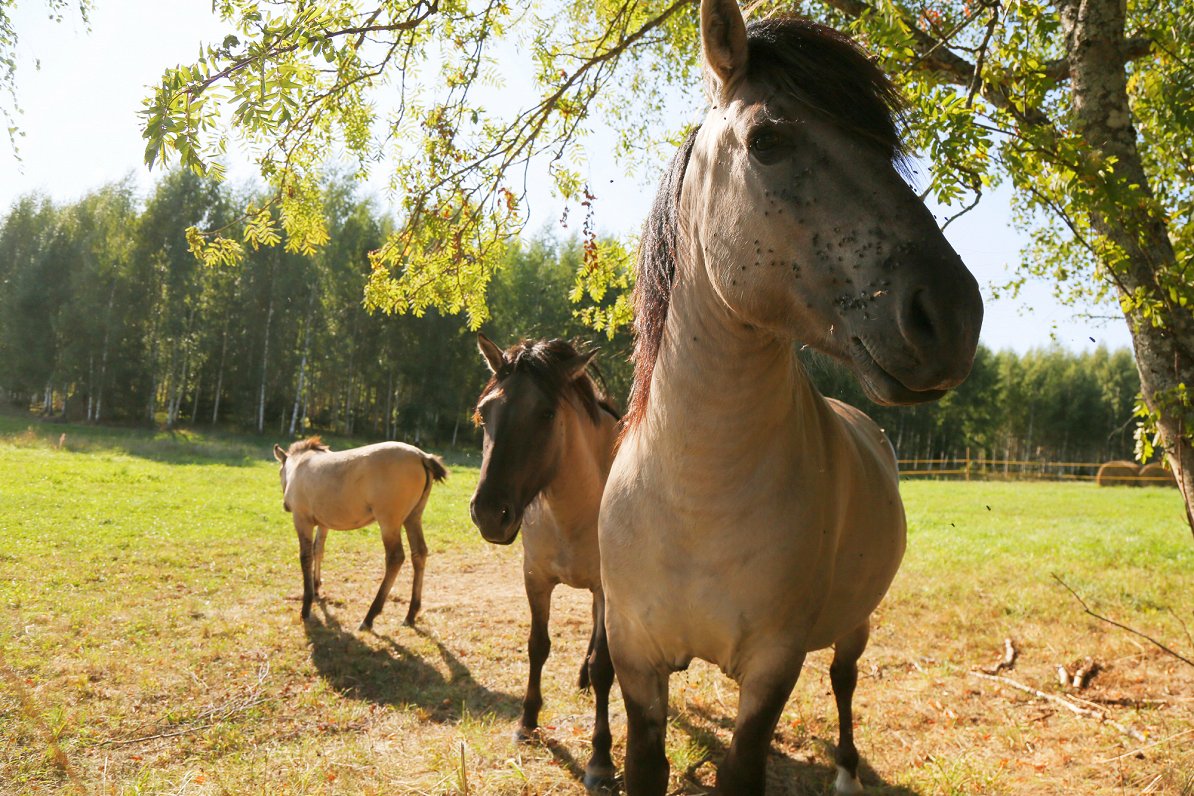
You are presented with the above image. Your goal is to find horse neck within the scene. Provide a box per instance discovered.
[539,398,617,530]
[640,245,830,459]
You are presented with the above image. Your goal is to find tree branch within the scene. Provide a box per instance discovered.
[1052,574,1194,668]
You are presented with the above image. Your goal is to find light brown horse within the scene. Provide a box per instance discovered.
[599,4,983,794]
[469,335,621,790]
[273,437,447,630]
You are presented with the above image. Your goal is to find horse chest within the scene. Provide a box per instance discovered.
[522,503,601,591]
[601,419,905,671]
[602,469,839,664]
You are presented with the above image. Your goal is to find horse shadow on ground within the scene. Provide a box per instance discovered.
[672,705,922,795]
[303,601,522,724]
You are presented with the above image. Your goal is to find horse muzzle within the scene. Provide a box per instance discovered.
[849,248,984,405]
[469,495,522,545]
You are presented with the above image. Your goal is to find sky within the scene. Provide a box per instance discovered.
[0,0,1135,354]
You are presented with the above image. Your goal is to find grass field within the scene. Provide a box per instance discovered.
[1,415,1191,795]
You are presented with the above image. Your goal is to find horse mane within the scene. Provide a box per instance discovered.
[287,436,331,455]
[744,17,906,160]
[474,338,620,426]
[624,16,906,430]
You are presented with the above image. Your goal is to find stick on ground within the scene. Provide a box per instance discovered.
[968,671,1146,742]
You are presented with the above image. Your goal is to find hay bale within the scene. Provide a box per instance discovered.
[1138,462,1177,487]
[1096,460,1140,487]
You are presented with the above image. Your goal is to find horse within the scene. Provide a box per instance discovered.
[273,437,448,631]
[469,335,622,790]
[598,3,984,794]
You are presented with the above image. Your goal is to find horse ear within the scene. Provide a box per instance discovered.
[701,0,748,91]
[273,444,287,462]
[477,333,505,374]
[567,349,600,381]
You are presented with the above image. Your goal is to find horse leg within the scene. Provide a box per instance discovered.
[401,507,428,626]
[612,648,670,796]
[517,574,555,741]
[582,590,616,791]
[360,524,405,631]
[715,652,806,796]
[294,520,316,620]
[312,525,328,595]
[830,622,870,794]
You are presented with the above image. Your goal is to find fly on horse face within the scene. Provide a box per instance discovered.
[469,335,622,791]
[599,3,983,794]
[273,437,448,631]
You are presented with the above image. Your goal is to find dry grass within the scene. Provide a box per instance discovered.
[0,419,1191,794]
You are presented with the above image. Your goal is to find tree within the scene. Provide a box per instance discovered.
[143,0,1194,533]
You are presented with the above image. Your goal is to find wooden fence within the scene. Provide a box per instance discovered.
[898,454,1174,484]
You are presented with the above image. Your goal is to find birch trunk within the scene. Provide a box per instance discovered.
[289,298,313,437]
[1059,0,1194,533]
[211,323,228,425]
[257,295,274,434]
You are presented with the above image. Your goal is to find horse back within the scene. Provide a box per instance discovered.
[289,442,438,528]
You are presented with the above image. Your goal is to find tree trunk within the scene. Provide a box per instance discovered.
[211,323,228,425]
[289,289,315,437]
[95,283,115,424]
[190,372,202,423]
[1058,0,1194,533]
[385,371,396,439]
[258,295,274,435]
[169,353,188,429]
[87,354,95,422]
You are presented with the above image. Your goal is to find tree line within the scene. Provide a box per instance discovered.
[0,172,1141,463]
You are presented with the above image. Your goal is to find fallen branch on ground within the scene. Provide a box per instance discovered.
[968,671,1146,742]
[1092,727,1194,765]
[101,662,273,747]
[1052,574,1194,668]
[981,637,1019,674]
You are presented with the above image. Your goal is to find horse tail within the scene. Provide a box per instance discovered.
[422,453,449,486]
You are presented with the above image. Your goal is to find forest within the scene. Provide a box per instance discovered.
[0,171,1142,464]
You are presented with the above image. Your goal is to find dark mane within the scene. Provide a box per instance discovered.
[287,436,331,455]
[625,128,698,429]
[744,17,905,160]
[625,17,905,429]
[474,338,620,425]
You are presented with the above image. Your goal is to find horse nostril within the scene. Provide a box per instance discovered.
[905,288,938,345]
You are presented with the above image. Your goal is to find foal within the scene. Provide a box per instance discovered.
[469,335,621,790]
[274,437,447,630]
[599,3,983,794]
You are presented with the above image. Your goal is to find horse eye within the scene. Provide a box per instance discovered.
[543,408,557,421]
[748,127,786,163]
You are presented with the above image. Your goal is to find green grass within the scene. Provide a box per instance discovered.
[0,417,1191,794]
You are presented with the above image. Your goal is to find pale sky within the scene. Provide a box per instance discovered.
[0,0,1134,354]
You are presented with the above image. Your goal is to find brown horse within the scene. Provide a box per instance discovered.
[273,437,447,630]
[599,4,983,794]
[469,335,621,790]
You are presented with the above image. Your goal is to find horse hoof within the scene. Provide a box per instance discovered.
[358,621,373,632]
[402,615,417,627]
[583,765,618,792]
[513,725,538,743]
[834,765,864,794]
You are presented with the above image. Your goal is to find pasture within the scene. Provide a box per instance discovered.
[0,418,1191,795]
